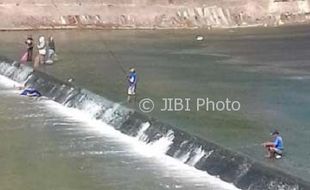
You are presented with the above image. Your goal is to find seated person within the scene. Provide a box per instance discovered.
[20,87,41,97]
[262,130,284,159]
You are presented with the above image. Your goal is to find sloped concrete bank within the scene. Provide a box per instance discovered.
[0,0,310,30]
[1,58,310,190]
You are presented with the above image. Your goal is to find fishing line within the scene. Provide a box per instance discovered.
[102,40,127,75]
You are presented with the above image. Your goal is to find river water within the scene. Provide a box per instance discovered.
[0,25,310,186]
[0,76,238,190]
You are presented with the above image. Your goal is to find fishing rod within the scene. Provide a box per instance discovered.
[102,40,127,75]
[101,39,141,103]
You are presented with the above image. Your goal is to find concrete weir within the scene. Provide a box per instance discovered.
[1,58,310,190]
[0,0,310,30]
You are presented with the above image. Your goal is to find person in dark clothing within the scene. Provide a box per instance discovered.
[46,36,57,64]
[25,35,34,62]
[48,36,55,52]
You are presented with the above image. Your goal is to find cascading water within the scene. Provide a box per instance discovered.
[0,58,309,190]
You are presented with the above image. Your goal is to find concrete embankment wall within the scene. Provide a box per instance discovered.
[0,0,310,30]
[1,57,310,190]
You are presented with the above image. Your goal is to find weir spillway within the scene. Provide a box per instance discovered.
[0,58,309,190]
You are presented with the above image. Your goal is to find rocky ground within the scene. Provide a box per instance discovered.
[0,0,309,30]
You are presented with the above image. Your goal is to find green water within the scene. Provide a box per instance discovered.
[1,26,310,181]
[0,87,235,190]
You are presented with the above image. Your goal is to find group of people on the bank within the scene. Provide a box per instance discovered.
[21,33,138,102]
[22,35,57,67]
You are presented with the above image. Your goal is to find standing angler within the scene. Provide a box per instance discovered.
[35,35,46,66]
[25,35,34,62]
[127,68,137,102]
[46,36,57,64]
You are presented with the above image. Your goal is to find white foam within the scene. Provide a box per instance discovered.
[186,146,206,166]
[136,122,151,142]
[0,74,239,190]
[0,75,21,88]
[43,100,240,190]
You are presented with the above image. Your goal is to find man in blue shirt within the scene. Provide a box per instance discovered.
[262,130,284,159]
[127,68,137,102]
